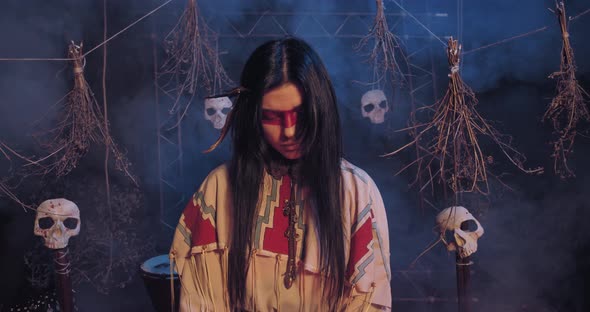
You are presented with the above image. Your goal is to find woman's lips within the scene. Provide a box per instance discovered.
[281,144,299,151]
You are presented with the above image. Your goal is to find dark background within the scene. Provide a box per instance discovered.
[1,0,589,311]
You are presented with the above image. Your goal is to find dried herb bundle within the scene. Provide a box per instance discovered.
[159,0,232,126]
[384,38,542,196]
[33,42,136,185]
[545,1,590,178]
[356,0,406,86]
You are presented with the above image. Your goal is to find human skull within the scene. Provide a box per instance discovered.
[361,89,388,124]
[204,97,232,129]
[34,198,80,249]
[436,206,484,258]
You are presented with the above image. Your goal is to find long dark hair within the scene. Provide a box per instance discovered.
[225,37,344,309]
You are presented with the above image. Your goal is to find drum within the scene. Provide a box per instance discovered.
[140,254,180,312]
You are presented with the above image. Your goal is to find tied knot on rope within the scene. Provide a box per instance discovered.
[68,41,86,75]
[54,249,72,275]
[73,66,84,74]
[456,260,474,266]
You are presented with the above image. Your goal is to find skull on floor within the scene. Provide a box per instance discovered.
[34,198,80,249]
[436,206,484,258]
[204,97,232,129]
[361,89,388,124]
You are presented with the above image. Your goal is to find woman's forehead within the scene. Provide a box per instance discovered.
[261,83,302,111]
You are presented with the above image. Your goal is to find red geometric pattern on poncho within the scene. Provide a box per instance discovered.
[261,174,293,255]
[182,192,217,247]
[347,208,374,282]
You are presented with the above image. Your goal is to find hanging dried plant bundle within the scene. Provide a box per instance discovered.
[544,1,590,179]
[384,38,542,195]
[159,0,232,125]
[34,42,136,185]
[356,0,406,85]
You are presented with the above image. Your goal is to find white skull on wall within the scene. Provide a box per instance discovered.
[361,89,388,124]
[34,198,80,249]
[204,97,232,130]
[436,206,484,258]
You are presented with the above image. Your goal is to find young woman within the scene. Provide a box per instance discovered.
[170,37,391,311]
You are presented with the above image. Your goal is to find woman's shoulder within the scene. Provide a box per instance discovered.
[208,162,230,178]
[206,162,229,179]
[340,158,375,187]
[198,162,230,188]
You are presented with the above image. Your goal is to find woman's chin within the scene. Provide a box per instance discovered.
[280,150,302,160]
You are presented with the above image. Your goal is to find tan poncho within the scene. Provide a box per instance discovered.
[170,159,391,311]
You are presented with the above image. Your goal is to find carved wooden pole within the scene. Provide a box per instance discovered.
[54,248,74,312]
[456,221,472,312]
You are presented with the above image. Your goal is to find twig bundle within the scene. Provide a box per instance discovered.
[545,1,590,178]
[34,42,136,185]
[384,38,542,196]
[356,0,406,86]
[159,0,232,127]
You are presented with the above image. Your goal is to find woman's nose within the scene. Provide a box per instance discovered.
[282,111,297,138]
[283,124,296,138]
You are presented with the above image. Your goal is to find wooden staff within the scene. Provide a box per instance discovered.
[54,248,74,312]
[456,222,472,312]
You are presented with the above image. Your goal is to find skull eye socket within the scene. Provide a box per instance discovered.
[460,219,478,231]
[206,108,217,116]
[378,101,387,109]
[363,104,375,113]
[38,217,54,229]
[64,218,79,230]
[221,107,231,115]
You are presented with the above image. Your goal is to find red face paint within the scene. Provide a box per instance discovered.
[261,106,301,128]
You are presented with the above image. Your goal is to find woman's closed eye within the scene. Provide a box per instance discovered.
[262,110,282,121]
[261,106,302,124]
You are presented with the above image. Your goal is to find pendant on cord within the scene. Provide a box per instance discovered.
[282,180,298,289]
